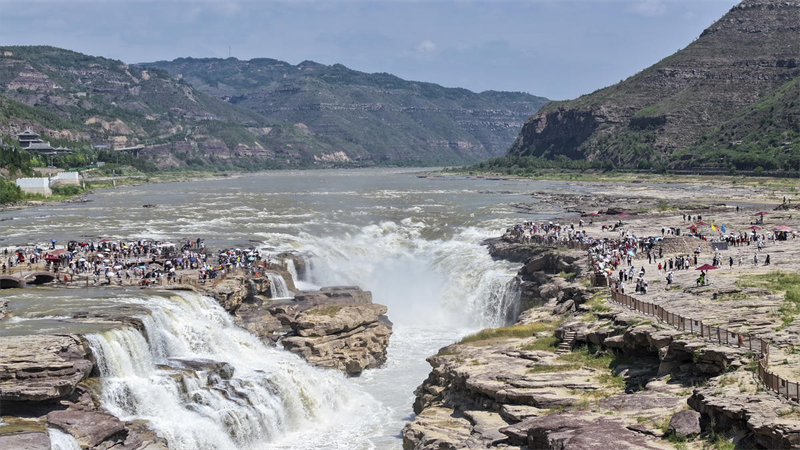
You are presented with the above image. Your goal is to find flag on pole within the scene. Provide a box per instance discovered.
[721,224,726,233]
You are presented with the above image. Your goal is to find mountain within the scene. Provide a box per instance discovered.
[144,57,548,165]
[506,0,800,171]
[0,46,296,170]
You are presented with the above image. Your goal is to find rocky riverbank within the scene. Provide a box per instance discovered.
[404,205,800,450]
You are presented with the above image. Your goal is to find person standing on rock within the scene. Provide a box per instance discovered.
[765,254,771,265]
[729,256,734,269]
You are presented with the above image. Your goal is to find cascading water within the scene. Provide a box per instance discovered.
[265,272,293,299]
[86,291,382,450]
[280,221,522,328]
[49,428,81,450]
[265,220,524,448]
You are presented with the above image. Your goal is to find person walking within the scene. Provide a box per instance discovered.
[729,256,734,269]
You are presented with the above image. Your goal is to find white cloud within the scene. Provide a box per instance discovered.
[628,0,667,18]
[415,40,436,54]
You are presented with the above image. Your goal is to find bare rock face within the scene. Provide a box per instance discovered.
[280,296,392,376]
[688,377,800,450]
[234,286,392,376]
[47,409,126,448]
[668,410,701,438]
[0,298,8,320]
[502,412,667,450]
[0,334,93,402]
[0,431,50,450]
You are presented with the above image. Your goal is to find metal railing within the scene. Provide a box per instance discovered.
[607,289,797,402]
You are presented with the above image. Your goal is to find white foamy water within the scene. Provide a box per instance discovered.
[86,291,382,450]
[49,428,82,450]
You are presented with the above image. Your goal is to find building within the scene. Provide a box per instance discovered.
[17,129,71,155]
[17,129,42,148]
[15,178,52,197]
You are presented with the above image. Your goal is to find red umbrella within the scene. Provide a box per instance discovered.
[775,226,793,231]
[99,239,112,243]
[49,249,69,256]
[695,264,719,271]
[45,255,62,262]
[756,212,769,216]
[747,225,762,230]
[687,225,698,230]
[695,221,710,226]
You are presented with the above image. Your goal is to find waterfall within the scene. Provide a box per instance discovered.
[285,259,299,283]
[289,222,522,328]
[86,291,377,450]
[49,428,81,450]
[479,276,522,327]
[266,272,293,299]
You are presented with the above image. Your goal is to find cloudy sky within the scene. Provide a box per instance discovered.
[0,0,738,100]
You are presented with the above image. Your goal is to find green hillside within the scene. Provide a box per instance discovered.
[505,0,800,172]
[145,57,549,165]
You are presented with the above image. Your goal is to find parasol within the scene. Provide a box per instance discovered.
[695,264,719,271]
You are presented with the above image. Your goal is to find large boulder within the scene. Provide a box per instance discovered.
[0,334,94,402]
[668,410,701,438]
[293,302,387,337]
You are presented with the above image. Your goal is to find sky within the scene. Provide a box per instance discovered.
[0,0,739,100]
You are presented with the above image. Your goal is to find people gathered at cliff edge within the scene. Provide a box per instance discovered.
[2,237,275,287]
[503,208,789,298]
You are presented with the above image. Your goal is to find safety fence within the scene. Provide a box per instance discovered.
[608,290,798,403]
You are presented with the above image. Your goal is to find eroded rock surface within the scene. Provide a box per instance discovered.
[235,286,393,375]
[0,334,94,402]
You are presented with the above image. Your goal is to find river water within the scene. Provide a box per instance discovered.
[0,168,583,449]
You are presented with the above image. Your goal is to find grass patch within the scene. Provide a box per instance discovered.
[459,322,557,344]
[715,291,750,302]
[436,347,460,356]
[520,335,560,351]
[707,434,735,450]
[526,363,582,374]
[558,270,577,281]
[306,305,343,317]
[586,293,612,313]
[739,271,800,328]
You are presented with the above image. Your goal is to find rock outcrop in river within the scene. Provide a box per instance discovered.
[235,285,393,376]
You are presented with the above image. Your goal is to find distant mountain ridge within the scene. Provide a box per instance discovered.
[507,0,800,171]
[144,57,548,165]
[0,45,285,170]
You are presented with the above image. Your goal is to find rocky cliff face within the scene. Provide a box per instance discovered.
[404,239,800,449]
[508,0,800,168]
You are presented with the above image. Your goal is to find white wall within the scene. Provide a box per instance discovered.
[53,172,80,186]
[16,178,52,197]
